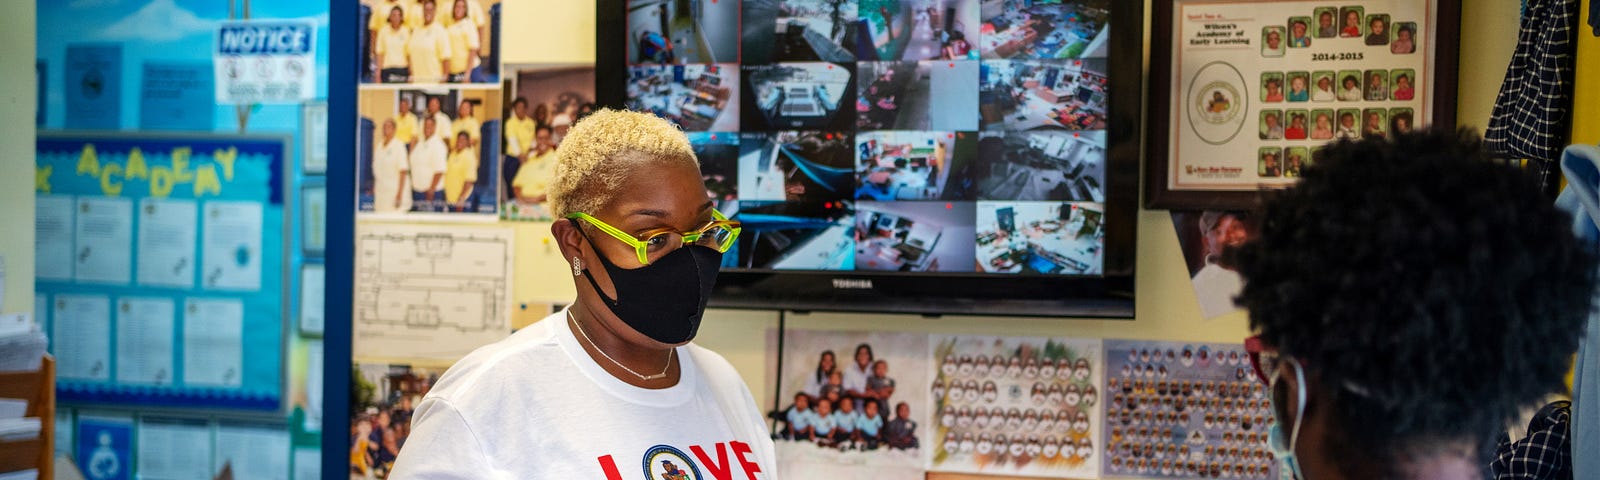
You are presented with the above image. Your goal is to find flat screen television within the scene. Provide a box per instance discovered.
[597,0,1141,317]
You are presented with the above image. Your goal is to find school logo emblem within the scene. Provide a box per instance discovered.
[1186,61,1250,146]
[642,445,701,480]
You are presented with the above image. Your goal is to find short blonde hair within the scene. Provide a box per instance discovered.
[549,109,698,217]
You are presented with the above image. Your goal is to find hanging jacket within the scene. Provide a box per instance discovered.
[1554,143,1600,480]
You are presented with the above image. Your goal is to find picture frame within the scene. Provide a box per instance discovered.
[1145,0,1459,209]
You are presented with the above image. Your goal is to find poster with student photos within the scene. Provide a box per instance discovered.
[770,330,930,480]
[1163,0,1435,193]
[930,334,1103,478]
[1101,340,1280,479]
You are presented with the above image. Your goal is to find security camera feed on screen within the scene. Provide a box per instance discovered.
[626,0,741,64]
[626,63,740,131]
[976,201,1104,274]
[856,60,979,130]
[980,59,1109,131]
[854,130,975,201]
[743,0,861,64]
[728,201,858,270]
[858,0,982,61]
[855,201,977,272]
[622,0,1115,276]
[979,0,1110,60]
[743,62,857,131]
[974,130,1106,202]
[739,131,857,203]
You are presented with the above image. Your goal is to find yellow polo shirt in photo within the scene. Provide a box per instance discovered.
[445,147,480,204]
[506,115,536,157]
[452,115,481,149]
[407,22,452,83]
[446,19,480,75]
[375,25,411,69]
[395,111,420,146]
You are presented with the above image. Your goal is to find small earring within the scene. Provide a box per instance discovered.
[571,257,583,276]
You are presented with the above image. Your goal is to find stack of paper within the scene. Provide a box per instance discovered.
[0,314,45,373]
[0,468,38,480]
[0,417,40,442]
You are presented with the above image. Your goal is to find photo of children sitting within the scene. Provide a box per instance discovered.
[772,332,929,463]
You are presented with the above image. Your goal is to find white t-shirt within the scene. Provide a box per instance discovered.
[1193,263,1244,318]
[841,362,871,396]
[373,138,411,212]
[409,134,449,192]
[390,311,776,480]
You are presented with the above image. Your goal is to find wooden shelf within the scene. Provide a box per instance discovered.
[0,355,55,479]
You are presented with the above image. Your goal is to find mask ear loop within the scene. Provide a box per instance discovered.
[1286,357,1308,454]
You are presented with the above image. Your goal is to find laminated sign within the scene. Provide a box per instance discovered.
[214,20,315,104]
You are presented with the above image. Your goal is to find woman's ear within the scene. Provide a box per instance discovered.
[551,219,586,267]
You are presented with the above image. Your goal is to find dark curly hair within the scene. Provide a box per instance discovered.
[1232,128,1595,472]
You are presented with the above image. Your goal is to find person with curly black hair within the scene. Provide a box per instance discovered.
[1233,128,1596,480]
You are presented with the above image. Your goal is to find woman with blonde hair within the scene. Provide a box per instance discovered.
[392,110,773,478]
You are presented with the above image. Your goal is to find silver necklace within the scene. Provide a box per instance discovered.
[568,310,673,381]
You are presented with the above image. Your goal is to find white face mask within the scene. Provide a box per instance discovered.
[1024,366,1039,378]
[1038,417,1055,431]
[977,440,994,455]
[1023,418,1039,431]
[983,390,998,402]
[942,363,957,375]
[965,389,980,402]
[1043,444,1061,458]
[1074,419,1090,433]
[1266,357,1308,480]
[1076,445,1093,459]
[958,440,975,453]
[1075,367,1091,381]
[1048,391,1064,403]
[956,414,973,428]
[941,413,955,427]
[1040,365,1056,378]
[1065,392,1082,406]
[958,363,974,375]
[1007,365,1022,377]
[1027,443,1042,456]
[1008,443,1025,457]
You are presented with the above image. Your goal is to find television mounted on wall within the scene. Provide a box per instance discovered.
[595,0,1142,317]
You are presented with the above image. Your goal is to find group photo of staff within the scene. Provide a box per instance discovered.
[501,65,597,221]
[357,88,503,215]
[360,0,501,84]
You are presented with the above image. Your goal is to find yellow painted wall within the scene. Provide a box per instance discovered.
[1456,0,1521,132]
[501,0,1525,411]
[0,1,35,314]
[1573,0,1598,144]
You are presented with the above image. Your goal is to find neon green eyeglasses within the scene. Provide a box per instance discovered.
[567,209,742,265]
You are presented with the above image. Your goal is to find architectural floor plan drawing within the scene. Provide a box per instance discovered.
[354,224,514,360]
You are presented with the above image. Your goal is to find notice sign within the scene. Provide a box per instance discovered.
[214,20,315,104]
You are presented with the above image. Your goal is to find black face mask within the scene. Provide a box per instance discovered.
[576,225,722,344]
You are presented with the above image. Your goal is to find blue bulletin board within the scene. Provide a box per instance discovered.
[35,132,289,411]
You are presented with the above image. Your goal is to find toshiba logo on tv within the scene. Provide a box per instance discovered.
[832,279,873,290]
